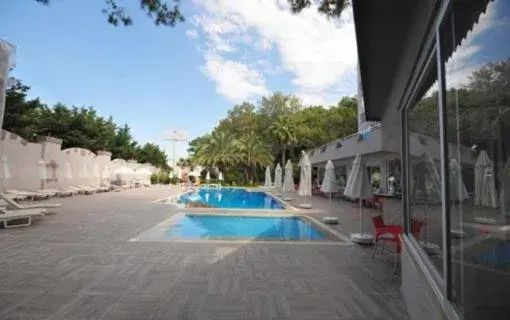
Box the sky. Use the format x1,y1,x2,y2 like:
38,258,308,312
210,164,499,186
0,0,359,164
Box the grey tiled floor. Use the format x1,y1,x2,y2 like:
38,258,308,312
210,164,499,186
0,186,408,319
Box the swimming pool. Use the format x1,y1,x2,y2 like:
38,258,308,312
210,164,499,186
167,214,326,241
178,187,284,209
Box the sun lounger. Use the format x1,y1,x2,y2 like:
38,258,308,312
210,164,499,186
0,208,47,228
67,185,94,195
2,192,28,201
29,189,58,197
5,189,51,200
77,185,102,193
36,188,73,197
0,193,61,212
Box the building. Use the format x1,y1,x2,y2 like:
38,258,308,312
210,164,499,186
351,0,510,319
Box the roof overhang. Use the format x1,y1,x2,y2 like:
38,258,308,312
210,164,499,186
352,0,439,121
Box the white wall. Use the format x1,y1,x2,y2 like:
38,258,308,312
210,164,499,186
0,129,153,190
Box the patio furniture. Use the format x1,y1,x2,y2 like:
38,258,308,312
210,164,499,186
372,215,423,272
67,185,94,194
5,189,51,200
36,188,74,197
0,208,47,228
0,193,61,212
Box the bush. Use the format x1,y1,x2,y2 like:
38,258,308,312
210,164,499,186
150,171,171,184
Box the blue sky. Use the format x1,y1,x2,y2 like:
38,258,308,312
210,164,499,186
0,0,358,163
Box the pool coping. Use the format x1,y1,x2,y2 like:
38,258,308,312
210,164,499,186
130,211,352,244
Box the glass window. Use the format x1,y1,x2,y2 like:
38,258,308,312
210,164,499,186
407,75,444,273
335,165,347,187
442,1,510,318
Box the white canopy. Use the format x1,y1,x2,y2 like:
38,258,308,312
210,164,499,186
413,152,441,201
218,171,224,181
264,166,272,187
282,160,295,192
274,163,283,189
449,158,469,201
321,160,339,194
298,151,312,197
206,171,210,181
475,150,497,207
344,154,372,200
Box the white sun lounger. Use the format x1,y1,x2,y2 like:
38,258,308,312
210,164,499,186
5,189,51,200
0,208,47,228
76,185,101,193
35,189,73,197
67,185,94,195
0,193,61,212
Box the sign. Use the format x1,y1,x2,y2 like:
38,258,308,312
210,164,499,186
164,129,188,141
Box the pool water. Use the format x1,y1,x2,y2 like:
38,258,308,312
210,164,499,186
167,214,326,241
178,187,283,209
474,240,510,271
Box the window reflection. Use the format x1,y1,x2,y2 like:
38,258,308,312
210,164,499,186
407,79,444,273
443,0,510,318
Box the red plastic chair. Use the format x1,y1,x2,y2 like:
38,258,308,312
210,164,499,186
372,216,424,272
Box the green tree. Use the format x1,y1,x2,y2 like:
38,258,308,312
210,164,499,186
3,79,168,169
237,132,273,183
35,0,349,27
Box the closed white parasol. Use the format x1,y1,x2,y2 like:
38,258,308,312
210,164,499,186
343,154,374,245
282,160,295,193
264,166,272,187
274,163,283,189
298,151,312,208
321,160,338,216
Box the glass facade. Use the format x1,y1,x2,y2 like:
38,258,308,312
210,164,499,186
401,0,510,319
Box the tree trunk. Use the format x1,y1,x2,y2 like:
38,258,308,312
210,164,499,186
281,146,286,165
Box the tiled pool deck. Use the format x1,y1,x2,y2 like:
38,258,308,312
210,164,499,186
0,185,409,320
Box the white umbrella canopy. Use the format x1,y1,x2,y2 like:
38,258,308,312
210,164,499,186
282,160,295,193
449,158,469,201
321,160,338,217
413,152,441,200
274,163,283,189
264,166,272,187
218,171,224,181
321,160,339,194
475,150,497,207
344,154,374,245
343,154,372,200
206,171,210,181
298,151,312,197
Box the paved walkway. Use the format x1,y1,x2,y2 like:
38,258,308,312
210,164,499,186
0,186,409,320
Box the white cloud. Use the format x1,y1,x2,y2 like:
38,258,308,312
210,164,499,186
446,1,499,88
201,52,269,102
191,0,358,105
185,29,199,39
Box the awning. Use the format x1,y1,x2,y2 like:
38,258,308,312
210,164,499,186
352,0,491,121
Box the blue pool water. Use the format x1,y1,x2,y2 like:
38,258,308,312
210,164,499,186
167,215,326,240
178,187,283,209
476,241,510,270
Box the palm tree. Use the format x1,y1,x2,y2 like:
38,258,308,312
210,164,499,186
192,130,239,173
269,115,298,165
237,132,273,183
